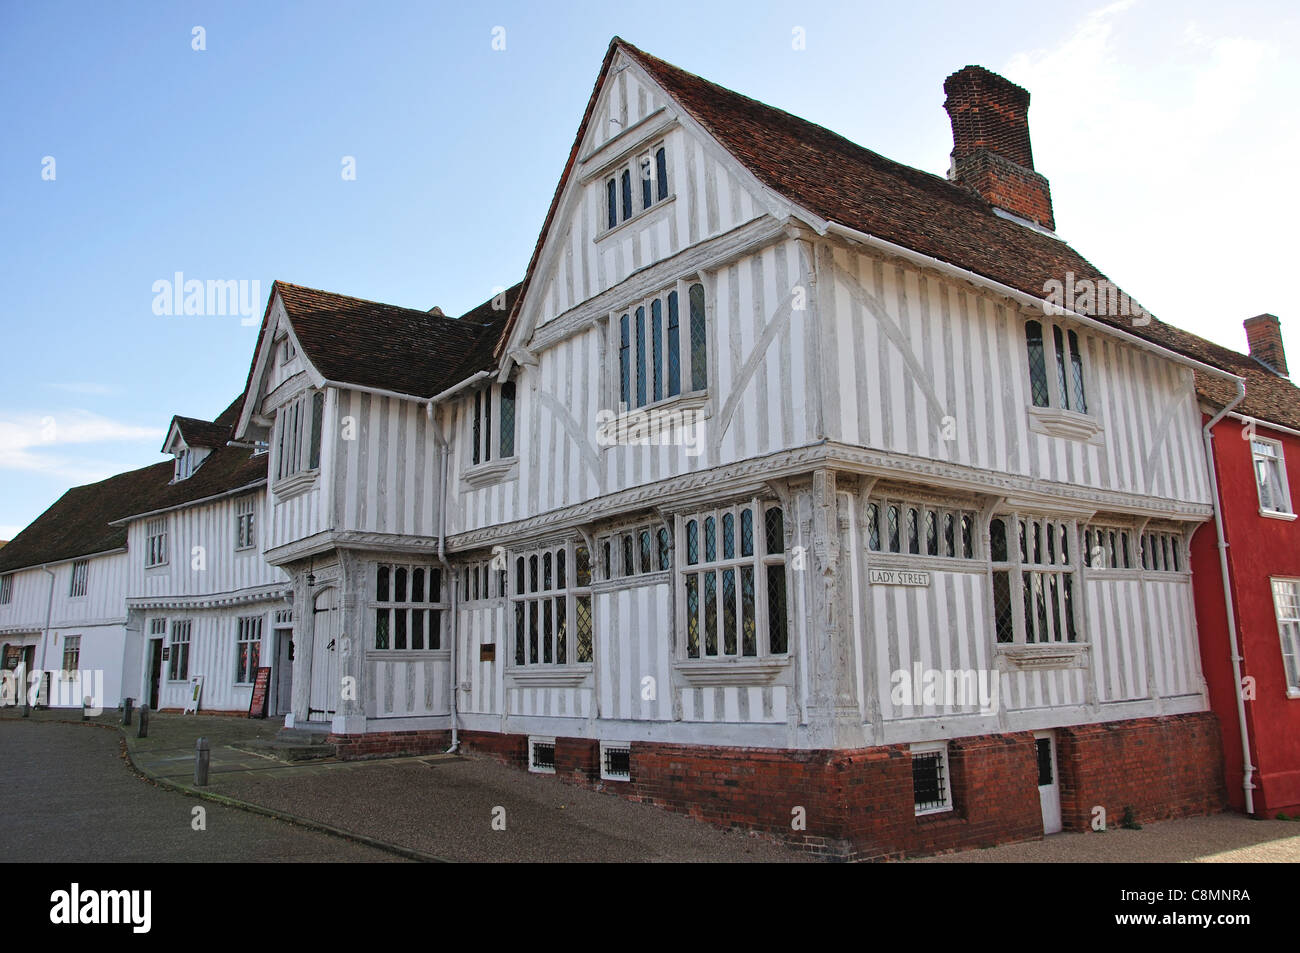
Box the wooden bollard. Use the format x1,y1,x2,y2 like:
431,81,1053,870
122,697,133,727
138,704,149,738
195,737,210,786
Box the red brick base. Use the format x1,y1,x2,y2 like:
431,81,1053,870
329,711,1226,859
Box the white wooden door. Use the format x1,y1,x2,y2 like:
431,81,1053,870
1035,730,1062,834
308,588,339,723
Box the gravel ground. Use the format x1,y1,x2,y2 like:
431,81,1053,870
911,813,1300,862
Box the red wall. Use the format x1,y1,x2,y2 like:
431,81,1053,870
1191,416,1300,815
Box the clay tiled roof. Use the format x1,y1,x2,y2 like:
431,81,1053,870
0,398,267,574
170,415,231,450
501,38,1296,431
275,282,492,399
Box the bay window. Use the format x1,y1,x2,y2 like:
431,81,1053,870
510,540,593,666
990,514,1080,645
679,499,788,659
615,280,707,412
275,390,323,483
373,563,445,650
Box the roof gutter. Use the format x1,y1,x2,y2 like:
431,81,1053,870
1201,378,1255,815
0,548,129,578
1223,410,1300,441
108,480,267,527
318,380,430,405
823,222,1243,384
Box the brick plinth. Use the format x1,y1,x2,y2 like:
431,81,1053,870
331,712,1225,859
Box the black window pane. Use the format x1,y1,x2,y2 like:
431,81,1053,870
1069,330,1087,413
993,571,1013,643
651,298,663,402
499,381,515,457
635,306,647,407
1036,738,1054,786
667,291,681,397
1054,324,1070,410
689,283,707,391
621,168,632,220
1026,320,1049,408
656,147,668,201
606,178,617,229
657,529,670,571
740,508,754,557
641,156,652,209
764,507,784,554
767,565,788,653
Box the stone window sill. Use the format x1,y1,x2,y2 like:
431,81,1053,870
1027,406,1103,444
676,657,790,686
595,194,677,244
997,642,1089,671
273,470,319,500
462,456,519,489
1260,509,1297,522
507,666,592,687
597,393,710,450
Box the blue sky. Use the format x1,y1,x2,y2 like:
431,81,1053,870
1,0,1296,537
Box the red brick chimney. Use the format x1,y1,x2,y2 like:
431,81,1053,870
944,66,1054,231
1244,313,1288,376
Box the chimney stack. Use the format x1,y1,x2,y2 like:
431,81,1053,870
1244,313,1288,376
944,66,1054,231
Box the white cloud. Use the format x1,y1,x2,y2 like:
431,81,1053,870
0,526,23,542
48,381,116,396
0,411,164,483
1001,2,1295,354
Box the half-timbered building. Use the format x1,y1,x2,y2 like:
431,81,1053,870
231,40,1244,857
114,402,290,716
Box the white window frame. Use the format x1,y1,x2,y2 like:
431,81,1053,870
599,742,631,782
1252,438,1293,517
235,615,263,685
1271,578,1300,697
371,562,446,652
528,736,557,774
235,496,257,551
602,140,670,233
459,559,505,604
1024,318,1090,415
0,574,12,605
599,523,671,581
911,742,953,816
61,635,81,673
466,378,518,470
145,517,168,569
1139,529,1186,573
676,498,789,661
274,390,324,485
509,539,593,668
867,495,979,560
280,335,296,365
610,278,708,415
1083,524,1136,570
168,620,191,682
989,514,1082,646
68,560,89,599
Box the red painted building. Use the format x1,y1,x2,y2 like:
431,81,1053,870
1191,314,1300,816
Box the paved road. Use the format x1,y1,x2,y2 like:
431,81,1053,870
0,721,402,862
